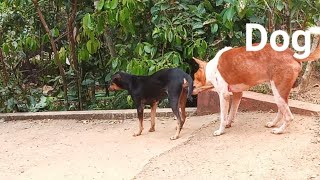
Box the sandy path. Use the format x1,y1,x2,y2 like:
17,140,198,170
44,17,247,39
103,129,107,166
0,112,319,180
0,115,211,180
135,112,320,180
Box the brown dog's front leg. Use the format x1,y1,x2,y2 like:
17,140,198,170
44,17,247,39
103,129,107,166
133,106,144,137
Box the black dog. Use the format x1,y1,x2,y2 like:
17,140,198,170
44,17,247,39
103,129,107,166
108,68,193,140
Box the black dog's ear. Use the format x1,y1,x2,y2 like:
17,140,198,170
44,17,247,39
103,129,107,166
113,73,121,80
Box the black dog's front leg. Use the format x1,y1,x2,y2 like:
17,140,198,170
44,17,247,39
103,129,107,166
133,104,144,137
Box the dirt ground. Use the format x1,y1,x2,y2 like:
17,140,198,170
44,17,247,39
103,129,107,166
0,112,320,180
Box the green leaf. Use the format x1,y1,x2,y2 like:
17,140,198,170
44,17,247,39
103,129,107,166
78,48,90,61
203,18,216,25
51,28,59,37
204,0,214,12
2,43,9,54
143,42,152,53
110,0,118,9
82,79,95,86
173,55,180,65
160,3,170,11
136,43,144,56
119,7,129,22
150,47,157,58
223,7,236,23
83,13,93,30
97,15,105,34
59,47,66,63
195,29,205,36
26,36,32,46
149,65,155,73
168,30,173,42
35,96,47,109
86,40,94,54
86,39,100,54
211,24,218,34
97,0,105,11
175,35,181,45
127,95,133,106
216,0,224,6
196,39,207,58
42,34,50,43
112,58,118,69
192,22,203,30
30,39,38,51
276,0,284,11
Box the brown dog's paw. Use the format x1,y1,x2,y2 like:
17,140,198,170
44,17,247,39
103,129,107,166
225,124,232,128
170,135,179,140
148,128,155,132
271,128,284,134
265,121,276,128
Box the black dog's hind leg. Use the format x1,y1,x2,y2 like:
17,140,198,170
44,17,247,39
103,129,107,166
168,86,183,140
149,102,158,132
133,104,144,136
179,87,188,128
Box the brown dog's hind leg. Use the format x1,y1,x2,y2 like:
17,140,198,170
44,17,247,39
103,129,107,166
269,79,294,134
133,106,144,136
149,102,157,132
226,92,243,128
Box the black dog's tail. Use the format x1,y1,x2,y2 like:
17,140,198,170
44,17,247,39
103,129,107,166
183,73,194,101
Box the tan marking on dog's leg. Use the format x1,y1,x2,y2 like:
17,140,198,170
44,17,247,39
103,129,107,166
149,102,157,132
170,121,181,140
133,119,144,136
266,110,283,128
214,92,230,136
169,93,183,140
226,92,243,128
133,108,144,136
179,88,187,128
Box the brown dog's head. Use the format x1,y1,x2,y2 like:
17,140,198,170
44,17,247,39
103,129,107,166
108,72,124,91
192,57,214,94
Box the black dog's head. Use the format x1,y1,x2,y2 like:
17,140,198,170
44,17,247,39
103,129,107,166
108,72,129,91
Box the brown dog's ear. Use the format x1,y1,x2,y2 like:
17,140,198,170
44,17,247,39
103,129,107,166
193,57,207,68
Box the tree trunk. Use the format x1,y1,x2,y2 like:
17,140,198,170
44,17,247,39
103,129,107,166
298,35,320,93
284,0,291,35
32,0,69,110
0,48,9,86
104,25,117,58
67,0,83,110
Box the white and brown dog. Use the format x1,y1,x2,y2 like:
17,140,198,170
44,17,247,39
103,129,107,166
193,39,320,136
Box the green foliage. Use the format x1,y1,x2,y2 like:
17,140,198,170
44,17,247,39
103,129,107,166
0,0,319,112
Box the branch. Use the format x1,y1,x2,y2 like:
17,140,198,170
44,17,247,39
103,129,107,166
32,0,69,109
209,37,226,47
0,48,9,86
263,0,272,13
54,31,68,43
32,0,59,55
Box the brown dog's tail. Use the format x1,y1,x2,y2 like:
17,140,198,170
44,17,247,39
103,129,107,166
296,42,320,62
296,27,320,62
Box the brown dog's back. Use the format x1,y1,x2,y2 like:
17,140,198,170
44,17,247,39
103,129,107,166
218,44,301,88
